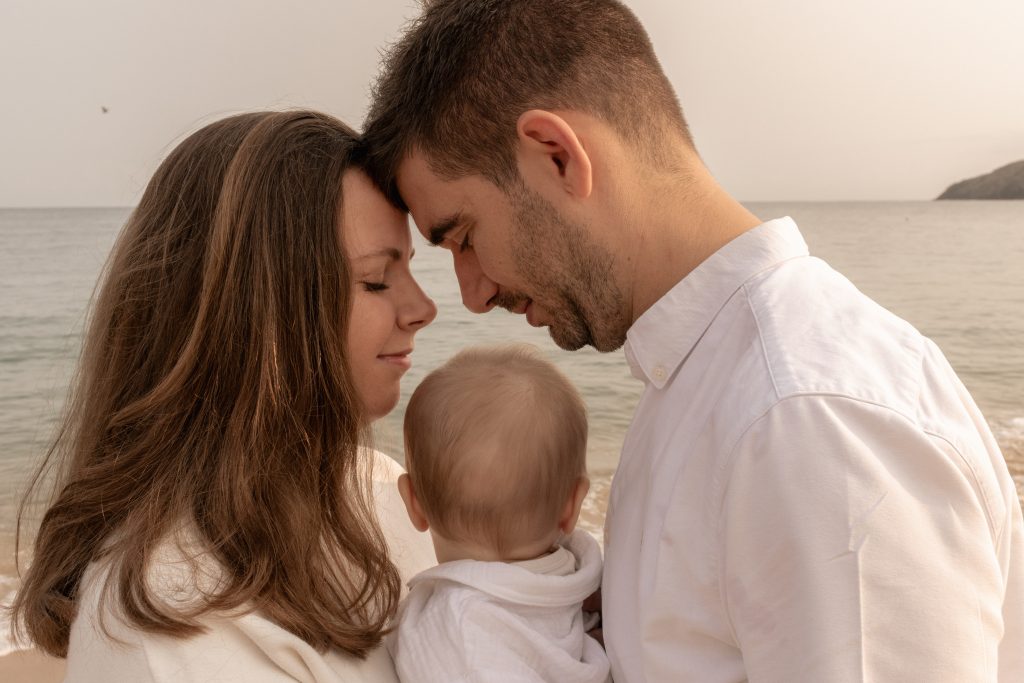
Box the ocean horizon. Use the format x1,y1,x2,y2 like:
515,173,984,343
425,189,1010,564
1,201,1022,655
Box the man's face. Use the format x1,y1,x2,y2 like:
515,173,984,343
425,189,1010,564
396,151,628,352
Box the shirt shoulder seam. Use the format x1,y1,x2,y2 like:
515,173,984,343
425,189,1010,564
712,390,996,642
921,426,1000,543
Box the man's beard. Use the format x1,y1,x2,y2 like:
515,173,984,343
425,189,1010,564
507,186,628,352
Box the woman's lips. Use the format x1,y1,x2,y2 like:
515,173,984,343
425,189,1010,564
378,350,412,369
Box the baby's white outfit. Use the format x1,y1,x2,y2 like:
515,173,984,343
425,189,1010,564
389,529,610,683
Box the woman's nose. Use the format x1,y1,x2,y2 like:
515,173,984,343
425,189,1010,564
453,248,498,314
402,280,437,331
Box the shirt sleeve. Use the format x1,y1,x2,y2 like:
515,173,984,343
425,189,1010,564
63,451,424,683
128,612,352,683
720,394,1006,682
67,604,402,683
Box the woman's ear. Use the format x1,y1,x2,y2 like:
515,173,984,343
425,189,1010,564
516,109,593,200
397,473,430,532
558,476,592,534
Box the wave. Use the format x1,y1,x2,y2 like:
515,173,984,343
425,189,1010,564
993,417,1024,502
993,416,1024,446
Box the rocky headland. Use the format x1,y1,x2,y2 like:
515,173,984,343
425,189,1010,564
937,160,1024,199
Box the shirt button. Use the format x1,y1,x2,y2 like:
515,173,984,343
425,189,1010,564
652,365,667,381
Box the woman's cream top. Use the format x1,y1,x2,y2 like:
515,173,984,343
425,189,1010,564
64,450,436,683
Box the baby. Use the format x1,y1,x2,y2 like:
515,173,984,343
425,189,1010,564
390,345,610,683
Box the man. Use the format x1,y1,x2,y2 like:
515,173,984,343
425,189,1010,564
363,1,1024,680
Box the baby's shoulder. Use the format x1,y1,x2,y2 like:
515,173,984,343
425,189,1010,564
402,570,486,612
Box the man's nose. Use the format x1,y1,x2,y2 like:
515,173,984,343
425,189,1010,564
453,249,498,314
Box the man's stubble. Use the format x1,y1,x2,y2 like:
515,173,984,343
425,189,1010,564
508,186,629,353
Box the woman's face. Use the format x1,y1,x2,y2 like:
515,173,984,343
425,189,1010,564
342,170,437,421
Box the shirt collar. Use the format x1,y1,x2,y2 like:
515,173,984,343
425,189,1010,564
624,216,809,388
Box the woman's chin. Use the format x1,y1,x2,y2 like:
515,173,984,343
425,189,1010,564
363,392,401,424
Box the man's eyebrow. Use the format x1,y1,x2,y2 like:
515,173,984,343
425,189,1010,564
428,213,464,246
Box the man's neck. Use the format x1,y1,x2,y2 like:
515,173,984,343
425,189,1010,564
624,163,762,326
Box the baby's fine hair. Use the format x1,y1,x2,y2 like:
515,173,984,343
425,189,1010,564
403,344,588,554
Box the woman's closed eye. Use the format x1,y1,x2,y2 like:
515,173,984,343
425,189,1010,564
361,281,390,292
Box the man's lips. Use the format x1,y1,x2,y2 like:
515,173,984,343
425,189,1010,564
492,290,529,314
525,300,543,327
494,293,544,327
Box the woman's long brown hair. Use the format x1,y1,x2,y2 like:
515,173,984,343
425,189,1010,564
10,110,400,658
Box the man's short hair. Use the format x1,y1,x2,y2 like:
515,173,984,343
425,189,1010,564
363,0,692,208
403,345,588,555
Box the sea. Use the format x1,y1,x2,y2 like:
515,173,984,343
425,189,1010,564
1,201,1022,655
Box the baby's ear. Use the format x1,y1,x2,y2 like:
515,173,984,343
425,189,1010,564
397,473,430,533
558,476,591,534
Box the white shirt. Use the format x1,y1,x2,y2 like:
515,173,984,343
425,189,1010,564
390,529,610,683
65,450,436,683
602,217,1024,682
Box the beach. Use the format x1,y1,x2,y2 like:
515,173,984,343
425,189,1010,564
2,201,1023,665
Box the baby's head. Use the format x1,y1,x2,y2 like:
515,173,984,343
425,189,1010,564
398,345,590,562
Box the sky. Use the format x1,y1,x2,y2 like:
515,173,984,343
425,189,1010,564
1,0,1022,206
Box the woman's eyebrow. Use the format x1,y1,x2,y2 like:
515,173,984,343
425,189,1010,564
352,247,403,262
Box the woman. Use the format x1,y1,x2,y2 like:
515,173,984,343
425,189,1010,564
11,110,437,681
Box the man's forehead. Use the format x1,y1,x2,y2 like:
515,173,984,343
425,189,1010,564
396,152,465,235
396,150,441,190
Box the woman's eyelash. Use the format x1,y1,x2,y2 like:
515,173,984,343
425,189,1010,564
459,233,472,253
361,281,389,292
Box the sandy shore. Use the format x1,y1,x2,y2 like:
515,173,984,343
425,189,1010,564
0,649,65,682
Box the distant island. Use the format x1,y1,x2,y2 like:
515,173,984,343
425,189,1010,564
937,160,1024,199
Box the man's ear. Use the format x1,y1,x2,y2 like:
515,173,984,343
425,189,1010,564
558,476,592,534
516,110,593,200
397,473,430,532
